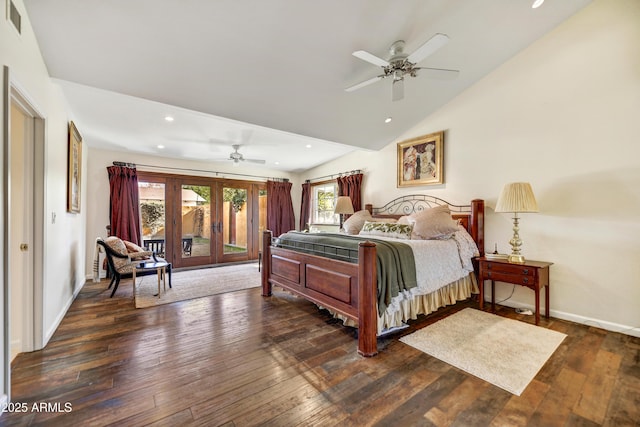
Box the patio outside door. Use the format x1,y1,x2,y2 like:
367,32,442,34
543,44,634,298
216,183,250,264
176,180,216,267
138,173,262,269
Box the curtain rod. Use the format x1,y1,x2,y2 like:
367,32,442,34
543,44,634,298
306,169,362,183
112,161,288,182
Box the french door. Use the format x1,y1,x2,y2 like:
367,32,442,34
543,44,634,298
138,173,264,268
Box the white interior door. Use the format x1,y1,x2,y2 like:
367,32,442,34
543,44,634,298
9,100,34,361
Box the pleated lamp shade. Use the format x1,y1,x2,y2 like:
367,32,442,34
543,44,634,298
495,182,539,213
334,196,355,215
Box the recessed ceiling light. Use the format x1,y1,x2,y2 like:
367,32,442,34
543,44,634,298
157,145,165,149
385,117,392,123
306,144,312,148
275,161,280,165
164,116,174,122
532,0,544,8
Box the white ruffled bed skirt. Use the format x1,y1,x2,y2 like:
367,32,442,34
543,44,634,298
326,273,478,335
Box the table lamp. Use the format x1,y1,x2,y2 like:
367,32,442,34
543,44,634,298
495,182,539,263
334,196,354,229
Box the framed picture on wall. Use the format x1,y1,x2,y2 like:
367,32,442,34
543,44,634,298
397,131,444,187
67,121,82,213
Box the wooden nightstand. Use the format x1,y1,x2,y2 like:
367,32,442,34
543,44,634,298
478,257,553,325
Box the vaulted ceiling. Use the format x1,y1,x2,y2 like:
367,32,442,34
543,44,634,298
24,0,592,172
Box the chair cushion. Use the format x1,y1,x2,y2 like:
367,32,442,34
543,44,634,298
105,237,133,272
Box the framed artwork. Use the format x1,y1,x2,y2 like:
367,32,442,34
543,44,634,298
67,121,82,213
397,131,444,187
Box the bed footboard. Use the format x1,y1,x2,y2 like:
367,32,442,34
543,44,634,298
262,230,378,356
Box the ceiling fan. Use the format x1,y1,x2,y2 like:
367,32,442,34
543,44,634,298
228,144,266,166
345,33,459,101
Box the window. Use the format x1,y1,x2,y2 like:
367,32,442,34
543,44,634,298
311,182,338,225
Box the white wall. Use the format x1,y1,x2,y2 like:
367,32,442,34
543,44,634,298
301,0,640,336
0,0,87,401
84,147,300,275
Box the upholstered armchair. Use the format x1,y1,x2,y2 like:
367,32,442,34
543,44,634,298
97,237,156,297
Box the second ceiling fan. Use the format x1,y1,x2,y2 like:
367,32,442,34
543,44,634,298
228,144,266,166
346,33,459,101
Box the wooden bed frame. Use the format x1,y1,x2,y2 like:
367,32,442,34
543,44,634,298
261,195,485,357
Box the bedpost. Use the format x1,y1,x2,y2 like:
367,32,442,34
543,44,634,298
357,241,378,357
364,203,373,215
471,199,485,257
261,230,272,297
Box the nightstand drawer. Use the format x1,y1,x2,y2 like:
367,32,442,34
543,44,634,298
482,270,536,286
483,262,538,277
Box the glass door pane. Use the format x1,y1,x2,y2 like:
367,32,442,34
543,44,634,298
139,181,166,256
222,186,248,255
258,188,267,252
181,184,212,260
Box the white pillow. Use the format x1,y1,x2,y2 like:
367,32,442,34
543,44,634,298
342,209,372,235
409,205,459,240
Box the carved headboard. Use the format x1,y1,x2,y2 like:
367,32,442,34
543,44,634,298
365,194,485,256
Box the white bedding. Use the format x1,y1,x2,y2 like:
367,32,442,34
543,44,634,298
366,226,480,318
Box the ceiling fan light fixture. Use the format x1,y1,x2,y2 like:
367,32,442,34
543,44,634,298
347,33,457,102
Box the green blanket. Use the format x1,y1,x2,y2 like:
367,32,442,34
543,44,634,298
275,232,417,316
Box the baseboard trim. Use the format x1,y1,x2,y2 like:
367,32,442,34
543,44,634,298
0,394,7,417
498,300,640,338
44,282,83,346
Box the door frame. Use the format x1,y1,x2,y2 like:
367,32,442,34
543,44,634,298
2,66,46,401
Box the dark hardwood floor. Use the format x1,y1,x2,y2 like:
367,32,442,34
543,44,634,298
3,278,639,426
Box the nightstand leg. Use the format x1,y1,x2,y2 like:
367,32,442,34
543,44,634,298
535,289,540,325
491,280,495,313
545,285,550,319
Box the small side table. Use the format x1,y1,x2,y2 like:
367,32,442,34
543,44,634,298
133,260,172,298
478,257,553,325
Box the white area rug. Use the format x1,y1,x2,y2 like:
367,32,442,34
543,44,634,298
399,308,566,395
134,262,260,308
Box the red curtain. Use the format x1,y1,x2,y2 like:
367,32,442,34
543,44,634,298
267,180,295,237
337,173,363,215
107,165,141,245
299,181,311,231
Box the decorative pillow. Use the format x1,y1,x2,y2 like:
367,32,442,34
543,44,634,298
372,217,398,224
342,209,372,235
123,240,152,260
123,240,145,253
358,221,413,240
409,205,459,240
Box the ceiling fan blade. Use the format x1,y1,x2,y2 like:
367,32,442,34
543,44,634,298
392,79,404,102
415,67,460,80
407,33,450,64
345,75,384,92
352,50,389,67
244,158,266,164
